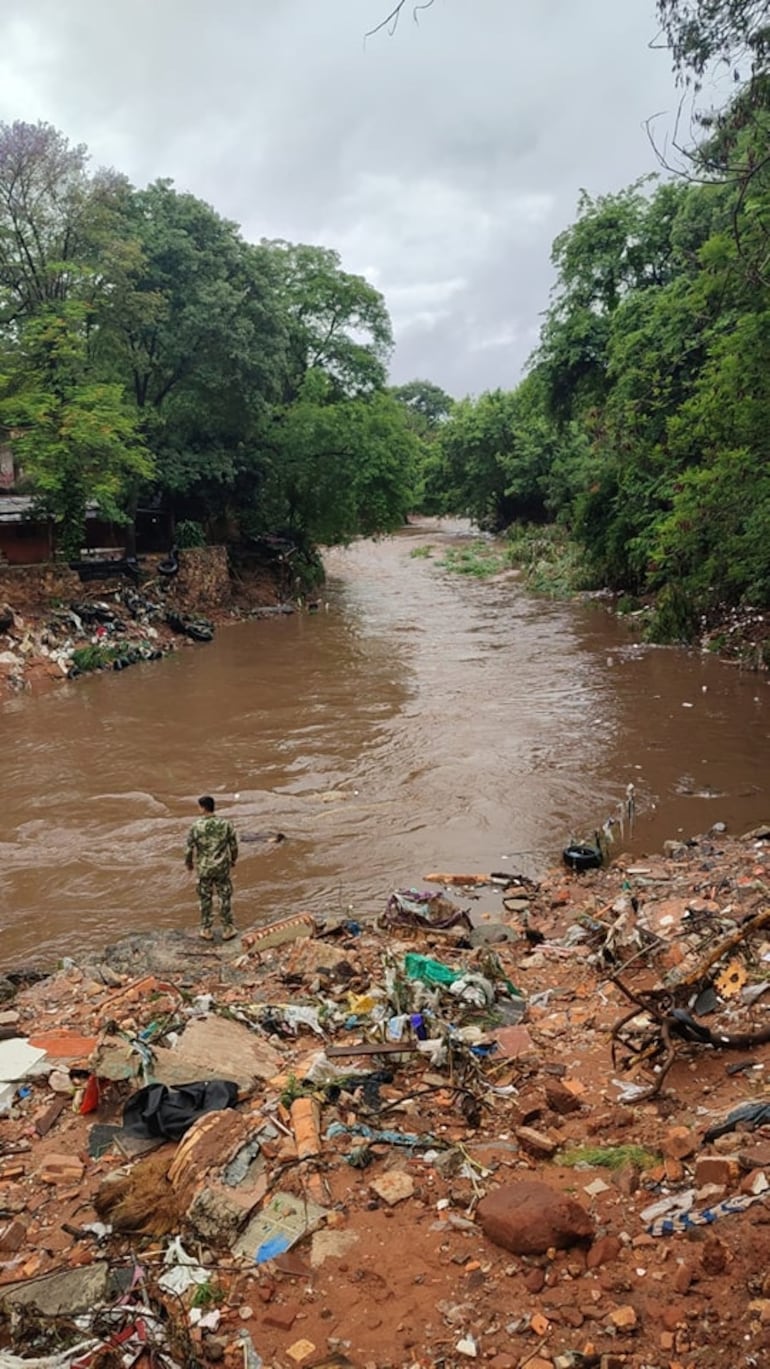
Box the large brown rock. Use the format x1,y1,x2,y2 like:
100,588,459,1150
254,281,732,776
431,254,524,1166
477,1180,595,1256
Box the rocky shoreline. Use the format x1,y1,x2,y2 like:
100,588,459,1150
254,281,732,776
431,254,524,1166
2,827,770,1367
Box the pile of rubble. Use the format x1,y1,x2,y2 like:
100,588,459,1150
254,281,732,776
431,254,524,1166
2,827,770,1368
0,592,215,694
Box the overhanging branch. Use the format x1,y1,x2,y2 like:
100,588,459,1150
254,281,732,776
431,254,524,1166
365,0,435,40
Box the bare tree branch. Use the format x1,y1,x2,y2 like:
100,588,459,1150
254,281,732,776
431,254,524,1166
365,0,435,40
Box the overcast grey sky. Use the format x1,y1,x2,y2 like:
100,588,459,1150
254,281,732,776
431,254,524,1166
0,1,681,396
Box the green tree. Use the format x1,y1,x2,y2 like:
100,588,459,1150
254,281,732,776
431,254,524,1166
258,372,418,544
265,241,392,401
391,378,454,513
0,306,152,558
656,0,770,81
96,181,287,545
391,378,453,432
438,383,571,531
0,120,128,326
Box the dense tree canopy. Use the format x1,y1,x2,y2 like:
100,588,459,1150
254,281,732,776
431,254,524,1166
0,121,419,558
428,69,770,634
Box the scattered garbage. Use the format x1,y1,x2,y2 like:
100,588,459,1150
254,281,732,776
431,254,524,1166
121,1079,239,1141
3,824,770,1366
381,889,472,933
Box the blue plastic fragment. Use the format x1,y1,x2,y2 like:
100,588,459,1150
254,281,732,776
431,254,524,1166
255,1233,291,1264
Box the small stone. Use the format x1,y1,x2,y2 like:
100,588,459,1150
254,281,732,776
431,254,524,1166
701,1234,729,1276
492,1025,537,1058
238,1305,254,1320
613,1163,639,1197
664,1156,685,1184
37,1153,84,1185
515,1126,558,1160
0,1219,27,1253
587,1235,622,1270
740,1169,769,1196
739,1143,770,1171
608,1304,637,1330
662,1126,696,1160
584,1178,610,1197
477,1180,594,1256
455,1335,479,1357
369,1170,415,1207
712,1133,744,1154
545,1080,582,1115
530,1312,550,1336
286,1339,315,1363
672,1261,695,1295
524,1268,546,1294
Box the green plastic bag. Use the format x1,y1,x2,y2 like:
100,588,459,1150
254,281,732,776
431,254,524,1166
403,953,460,987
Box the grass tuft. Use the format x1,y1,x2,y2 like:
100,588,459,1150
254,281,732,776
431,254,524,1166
556,1144,659,1170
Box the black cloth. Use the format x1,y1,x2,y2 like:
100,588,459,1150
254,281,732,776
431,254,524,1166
122,1079,239,1141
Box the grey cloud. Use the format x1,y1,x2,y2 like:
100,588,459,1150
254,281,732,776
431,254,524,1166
0,0,679,395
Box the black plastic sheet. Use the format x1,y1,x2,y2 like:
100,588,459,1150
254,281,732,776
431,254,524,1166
122,1079,239,1141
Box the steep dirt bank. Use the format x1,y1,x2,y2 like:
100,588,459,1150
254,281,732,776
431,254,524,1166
2,827,770,1367
0,548,290,697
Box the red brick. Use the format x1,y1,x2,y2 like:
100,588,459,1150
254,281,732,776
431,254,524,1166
37,1153,84,1186
0,1219,27,1253
694,1155,739,1189
262,1301,299,1331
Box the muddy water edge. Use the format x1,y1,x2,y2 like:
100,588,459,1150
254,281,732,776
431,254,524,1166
2,521,770,966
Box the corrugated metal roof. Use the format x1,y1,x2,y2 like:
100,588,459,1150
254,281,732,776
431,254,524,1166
0,496,39,524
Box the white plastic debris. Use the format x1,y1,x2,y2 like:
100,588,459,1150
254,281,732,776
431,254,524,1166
157,1236,210,1295
0,1039,46,1081
281,1005,324,1036
640,1190,696,1225
189,1308,221,1330
456,1335,479,1357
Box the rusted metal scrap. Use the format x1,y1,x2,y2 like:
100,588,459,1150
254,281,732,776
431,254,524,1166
610,905,770,1100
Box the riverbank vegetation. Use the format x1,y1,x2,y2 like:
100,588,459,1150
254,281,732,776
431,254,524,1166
404,3,770,644
0,127,419,559
2,3,767,651
421,86,770,640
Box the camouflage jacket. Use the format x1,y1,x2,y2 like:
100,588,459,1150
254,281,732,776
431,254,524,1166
185,815,238,877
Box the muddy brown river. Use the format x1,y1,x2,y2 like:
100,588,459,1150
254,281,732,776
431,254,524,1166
2,522,770,966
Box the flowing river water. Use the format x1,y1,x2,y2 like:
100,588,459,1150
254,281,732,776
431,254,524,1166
2,520,770,966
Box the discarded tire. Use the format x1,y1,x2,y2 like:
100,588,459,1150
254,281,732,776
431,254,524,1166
166,611,214,643
562,843,603,872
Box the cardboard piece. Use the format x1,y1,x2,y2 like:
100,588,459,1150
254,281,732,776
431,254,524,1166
91,1015,284,1092
234,1191,328,1264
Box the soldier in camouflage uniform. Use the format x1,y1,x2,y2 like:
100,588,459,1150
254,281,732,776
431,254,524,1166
185,795,239,941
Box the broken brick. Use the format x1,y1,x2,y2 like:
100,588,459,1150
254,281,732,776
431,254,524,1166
263,1301,300,1331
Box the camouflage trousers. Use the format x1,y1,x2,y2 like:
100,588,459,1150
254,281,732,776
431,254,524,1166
197,871,234,930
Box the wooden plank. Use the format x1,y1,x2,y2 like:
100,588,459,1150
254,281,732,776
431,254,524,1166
325,1041,420,1058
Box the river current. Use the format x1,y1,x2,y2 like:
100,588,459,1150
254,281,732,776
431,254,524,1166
2,522,769,964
